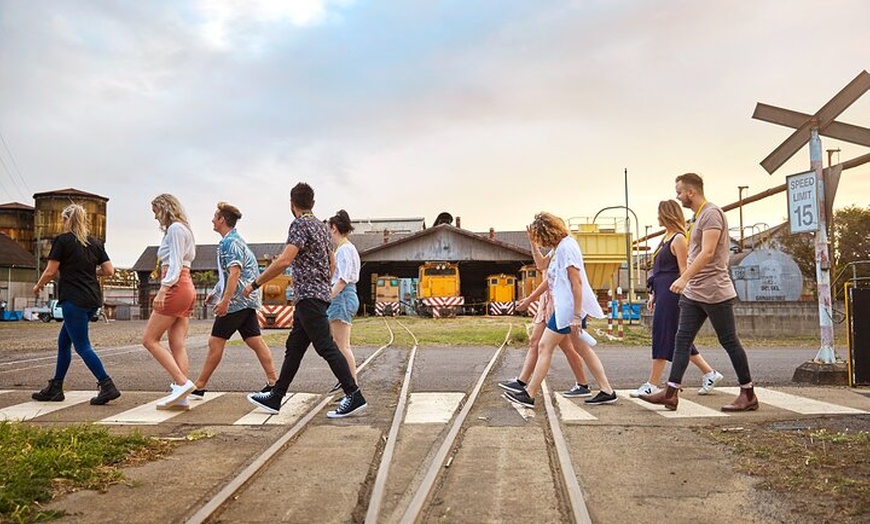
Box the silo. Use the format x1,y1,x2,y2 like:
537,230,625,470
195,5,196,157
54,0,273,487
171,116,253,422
33,188,109,268
729,248,804,302
0,202,35,254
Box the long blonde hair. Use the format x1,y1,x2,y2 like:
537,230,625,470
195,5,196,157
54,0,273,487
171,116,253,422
151,194,193,238
530,212,569,248
658,200,687,236
62,204,89,246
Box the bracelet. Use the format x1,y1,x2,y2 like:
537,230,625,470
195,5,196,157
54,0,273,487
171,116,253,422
251,280,261,290
573,313,582,318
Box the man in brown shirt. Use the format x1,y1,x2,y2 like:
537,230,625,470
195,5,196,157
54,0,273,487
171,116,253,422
640,173,757,412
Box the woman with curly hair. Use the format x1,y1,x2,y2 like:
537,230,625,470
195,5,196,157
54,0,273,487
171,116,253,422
143,193,197,409
502,212,617,408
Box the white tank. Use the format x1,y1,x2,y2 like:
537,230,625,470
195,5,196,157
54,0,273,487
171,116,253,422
730,248,804,302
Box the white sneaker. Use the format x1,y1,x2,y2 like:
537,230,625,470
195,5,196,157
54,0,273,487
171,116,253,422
698,371,724,395
156,379,195,409
629,382,658,398
579,329,597,347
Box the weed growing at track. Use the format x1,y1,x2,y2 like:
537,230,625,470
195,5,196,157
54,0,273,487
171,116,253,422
0,422,174,523
699,416,870,523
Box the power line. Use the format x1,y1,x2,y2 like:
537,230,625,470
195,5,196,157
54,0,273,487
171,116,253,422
0,131,31,197
0,153,26,201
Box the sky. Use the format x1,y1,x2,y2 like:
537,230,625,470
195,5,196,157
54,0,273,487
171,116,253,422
1,0,868,267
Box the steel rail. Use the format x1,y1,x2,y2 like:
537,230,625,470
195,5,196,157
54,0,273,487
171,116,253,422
184,318,395,524
398,323,514,524
364,318,419,523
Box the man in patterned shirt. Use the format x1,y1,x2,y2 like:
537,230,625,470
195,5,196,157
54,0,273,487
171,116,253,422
190,202,278,400
244,184,367,418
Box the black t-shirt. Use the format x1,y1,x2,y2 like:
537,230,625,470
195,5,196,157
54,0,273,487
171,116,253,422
47,232,110,309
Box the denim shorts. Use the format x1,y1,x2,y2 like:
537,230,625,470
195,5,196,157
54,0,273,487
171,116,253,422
327,284,359,325
545,313,572,335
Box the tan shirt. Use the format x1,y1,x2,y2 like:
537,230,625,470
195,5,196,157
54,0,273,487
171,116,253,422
683,202,737,303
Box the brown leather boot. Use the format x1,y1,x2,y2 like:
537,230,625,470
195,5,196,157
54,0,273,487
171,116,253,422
639,385,680,411
721,386,759,412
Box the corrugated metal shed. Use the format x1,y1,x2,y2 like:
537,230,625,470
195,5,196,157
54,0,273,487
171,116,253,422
351,217,426,234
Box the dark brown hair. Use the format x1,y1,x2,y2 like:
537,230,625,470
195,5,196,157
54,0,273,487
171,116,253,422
290,182,315,210
675,172,704,194
216,201,242,228
328,209,354,235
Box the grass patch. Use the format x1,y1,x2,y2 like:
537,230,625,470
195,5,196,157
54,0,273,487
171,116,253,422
700,419,870,522
253,314,833,349
0,422,174,523
259,316,527,347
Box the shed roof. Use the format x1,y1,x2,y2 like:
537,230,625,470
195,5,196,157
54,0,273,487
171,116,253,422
0,202,34,211
0,233,36,268
33,188,108,201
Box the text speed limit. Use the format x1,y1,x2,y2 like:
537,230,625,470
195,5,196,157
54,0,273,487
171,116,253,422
787,171,819,233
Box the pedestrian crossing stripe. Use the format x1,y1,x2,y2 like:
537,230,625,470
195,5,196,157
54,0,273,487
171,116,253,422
555,393,598,421
619,390,729,419
719,387,867,415
0,388,866,425
405,392,466,424
0,391,94,421
233,393,320,426
99,393,226,426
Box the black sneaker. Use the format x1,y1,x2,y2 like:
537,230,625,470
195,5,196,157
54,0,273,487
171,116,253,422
503,388,535,408
247,390,283,414
584,391,618,405
563,383,592,398
327,390,367,418
190,389,207,400
497,377,526,394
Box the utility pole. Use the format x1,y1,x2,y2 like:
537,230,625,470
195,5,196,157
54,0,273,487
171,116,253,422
623,168,633,324
737,186,748,251
810,127,836,363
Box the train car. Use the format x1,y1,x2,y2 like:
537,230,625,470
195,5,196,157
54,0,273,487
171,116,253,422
374,274,400,316
417,261,464,317
257,268,294,328
518,264,543,316
486,273,516,316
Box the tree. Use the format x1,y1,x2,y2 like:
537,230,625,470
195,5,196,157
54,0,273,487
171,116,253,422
778,205,870,298
832,205,870,291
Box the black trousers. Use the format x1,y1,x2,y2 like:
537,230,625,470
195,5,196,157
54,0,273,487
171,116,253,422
668,296,753,386
274,298,357,396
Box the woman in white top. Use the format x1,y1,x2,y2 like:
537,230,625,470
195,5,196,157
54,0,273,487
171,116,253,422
502,212,616,408
143,194,197,409
327,210,361,386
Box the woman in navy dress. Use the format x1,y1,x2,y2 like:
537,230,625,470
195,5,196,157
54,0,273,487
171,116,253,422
630,200,722,398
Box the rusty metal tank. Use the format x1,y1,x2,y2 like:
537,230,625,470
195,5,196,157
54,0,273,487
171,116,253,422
33,188,109,264
0,202,35,254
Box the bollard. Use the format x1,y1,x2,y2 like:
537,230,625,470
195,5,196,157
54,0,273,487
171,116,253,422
616,287,624,340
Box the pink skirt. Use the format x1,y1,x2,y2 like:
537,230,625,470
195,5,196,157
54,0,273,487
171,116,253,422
154,267,196,318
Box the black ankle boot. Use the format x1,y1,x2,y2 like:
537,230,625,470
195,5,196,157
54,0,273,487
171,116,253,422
90,377,121,405
32,379,65,402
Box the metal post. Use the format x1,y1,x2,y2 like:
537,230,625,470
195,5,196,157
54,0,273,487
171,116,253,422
737,186,748,251
811,128,836,363
624,168,633,324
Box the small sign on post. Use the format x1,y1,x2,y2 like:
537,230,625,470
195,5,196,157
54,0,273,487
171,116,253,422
786,170,819,233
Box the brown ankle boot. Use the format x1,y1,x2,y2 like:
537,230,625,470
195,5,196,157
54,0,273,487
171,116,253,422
639,385,680,411
721,386,759,412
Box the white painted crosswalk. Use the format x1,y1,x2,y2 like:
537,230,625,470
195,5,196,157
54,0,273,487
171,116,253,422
0,387,866,426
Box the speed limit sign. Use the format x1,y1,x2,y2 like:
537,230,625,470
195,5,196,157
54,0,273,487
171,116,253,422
787,171,819,233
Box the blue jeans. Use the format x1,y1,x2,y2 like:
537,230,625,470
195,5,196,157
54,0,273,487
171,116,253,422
668,296,752,386
55,301,109,382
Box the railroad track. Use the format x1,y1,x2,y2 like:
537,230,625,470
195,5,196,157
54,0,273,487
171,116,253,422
183,317,592,524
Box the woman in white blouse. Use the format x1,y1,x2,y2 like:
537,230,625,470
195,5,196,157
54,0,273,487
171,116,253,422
143,193,197,409
327,210,361,388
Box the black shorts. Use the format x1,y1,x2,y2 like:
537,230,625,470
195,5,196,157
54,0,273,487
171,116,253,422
211,309,262,340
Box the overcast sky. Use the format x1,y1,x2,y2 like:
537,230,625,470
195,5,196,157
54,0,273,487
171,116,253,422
1,0,868,266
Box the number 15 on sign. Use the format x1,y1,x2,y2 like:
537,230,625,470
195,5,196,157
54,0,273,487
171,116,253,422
787,171,819,234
